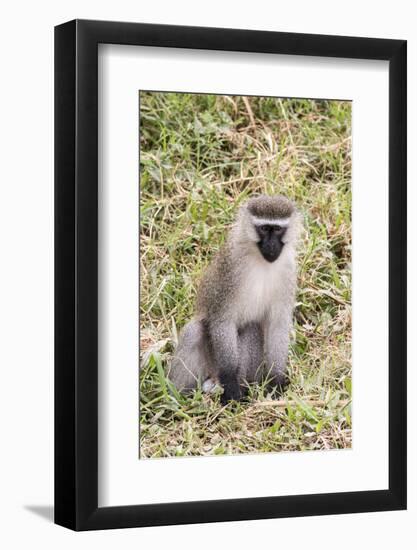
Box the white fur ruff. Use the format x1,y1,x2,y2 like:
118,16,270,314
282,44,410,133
235,247,294,326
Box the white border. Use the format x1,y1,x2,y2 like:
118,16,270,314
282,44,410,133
98,44,389,507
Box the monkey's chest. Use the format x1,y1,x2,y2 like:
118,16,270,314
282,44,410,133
235,261,283,325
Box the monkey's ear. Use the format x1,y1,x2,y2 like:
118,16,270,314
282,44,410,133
239,200,251,212
291,210,305,241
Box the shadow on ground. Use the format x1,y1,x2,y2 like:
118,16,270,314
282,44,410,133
24,505,54,523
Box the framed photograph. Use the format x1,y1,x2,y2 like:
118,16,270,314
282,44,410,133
55,19,406,531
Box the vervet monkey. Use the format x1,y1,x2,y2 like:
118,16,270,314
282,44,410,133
169,195,300,404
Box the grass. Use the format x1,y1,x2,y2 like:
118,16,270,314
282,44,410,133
139,92,352,458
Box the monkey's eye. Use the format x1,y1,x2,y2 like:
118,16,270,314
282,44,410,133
260,225,270,233
274,225,282,232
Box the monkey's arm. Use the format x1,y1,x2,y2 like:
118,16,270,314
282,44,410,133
208,320,242,404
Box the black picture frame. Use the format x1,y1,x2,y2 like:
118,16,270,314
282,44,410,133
55,19,407,531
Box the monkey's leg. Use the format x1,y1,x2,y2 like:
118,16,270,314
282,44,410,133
263,315,291,390
202,323,262,397
238,323,264,385
208,321,242,404
168,320,210,392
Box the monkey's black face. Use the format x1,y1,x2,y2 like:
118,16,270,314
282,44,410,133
255,224,286,262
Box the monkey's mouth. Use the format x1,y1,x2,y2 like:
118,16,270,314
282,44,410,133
257,240,284,263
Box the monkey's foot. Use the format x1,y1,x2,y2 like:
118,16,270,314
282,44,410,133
268,373,289,395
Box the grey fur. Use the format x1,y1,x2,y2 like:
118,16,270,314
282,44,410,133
247,194,294,220
168,195,301,402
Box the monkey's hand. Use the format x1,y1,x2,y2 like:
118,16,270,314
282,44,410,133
220,373,242,405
